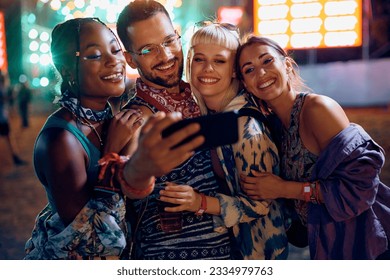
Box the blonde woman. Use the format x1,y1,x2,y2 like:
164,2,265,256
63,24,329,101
159,22,288,259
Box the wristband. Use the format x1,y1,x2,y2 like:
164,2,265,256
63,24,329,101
98,152,155,197
302,182,311,202
302,181,320,204
195,193,207,216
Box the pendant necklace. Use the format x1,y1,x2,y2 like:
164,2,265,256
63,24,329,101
76,116,104,148
66,109,104,148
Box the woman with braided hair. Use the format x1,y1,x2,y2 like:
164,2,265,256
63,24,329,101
24,17,144,260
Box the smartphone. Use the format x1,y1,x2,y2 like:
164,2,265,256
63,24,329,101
162,110,240,151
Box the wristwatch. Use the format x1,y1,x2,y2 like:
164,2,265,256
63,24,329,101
195,192,207,216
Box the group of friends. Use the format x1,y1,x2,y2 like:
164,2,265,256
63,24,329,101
24,0,390,260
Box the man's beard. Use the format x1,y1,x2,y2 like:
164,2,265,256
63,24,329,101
139,58,184,89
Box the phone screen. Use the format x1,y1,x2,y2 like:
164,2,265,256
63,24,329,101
162,111,240,151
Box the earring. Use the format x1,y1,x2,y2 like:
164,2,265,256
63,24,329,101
68,80,75,88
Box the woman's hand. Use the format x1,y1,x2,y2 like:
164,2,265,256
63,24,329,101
240,170,285,200
159,182,201,213
103,109,143,155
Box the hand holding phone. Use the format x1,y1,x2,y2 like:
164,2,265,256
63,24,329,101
162,110,240,151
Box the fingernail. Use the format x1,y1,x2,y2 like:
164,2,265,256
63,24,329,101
171,112,182,118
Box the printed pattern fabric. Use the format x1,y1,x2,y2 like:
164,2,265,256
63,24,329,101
127,78,201,119
280,93,318,226
132,151,231,260
126,80,231,260
214,91,288,259
24,194,127,259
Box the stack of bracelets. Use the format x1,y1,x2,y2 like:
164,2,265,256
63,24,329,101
96,152,155,198
302,181,321,204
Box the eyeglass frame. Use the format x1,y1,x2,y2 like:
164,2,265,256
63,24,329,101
127,30,182,57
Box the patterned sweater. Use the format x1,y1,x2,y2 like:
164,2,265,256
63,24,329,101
214,91,288,259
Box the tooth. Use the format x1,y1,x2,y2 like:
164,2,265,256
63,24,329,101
157,61,174,70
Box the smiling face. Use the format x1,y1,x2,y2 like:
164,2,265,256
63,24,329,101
190,43,235,110
124,12,183,90
238,43,291,102
77,21,126,105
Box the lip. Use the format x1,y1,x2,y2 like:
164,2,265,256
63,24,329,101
101,70,124,82
258,78,275,89
154,59,176,73
197,76,219,84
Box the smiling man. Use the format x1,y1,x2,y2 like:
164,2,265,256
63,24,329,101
116,0,234,260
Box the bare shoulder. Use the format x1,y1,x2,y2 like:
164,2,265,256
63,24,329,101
304,93,340,110
303,93,348,122
35,121,85,164
301,93,349,149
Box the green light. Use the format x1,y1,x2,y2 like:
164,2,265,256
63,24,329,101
30,53,39,64
75,0,86,9
40,32,50,42
19,74,27,83
40,77,49,87
29,41,39,52
40,43,50,53
39,54,51,66
28,29,38,40
27,13,36,24
32,78,40,87
61,6,70,16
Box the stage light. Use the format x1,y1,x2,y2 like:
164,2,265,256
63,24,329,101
254,0,362,49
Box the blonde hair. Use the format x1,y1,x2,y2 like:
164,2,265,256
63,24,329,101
186,23,240,114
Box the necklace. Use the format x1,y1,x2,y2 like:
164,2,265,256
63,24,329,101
76,116,104,148
65,108,104,148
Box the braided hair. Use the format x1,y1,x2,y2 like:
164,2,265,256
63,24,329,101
50,17,119,98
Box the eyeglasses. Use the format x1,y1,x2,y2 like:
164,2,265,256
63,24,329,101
194,20,240,35
129,31,181,57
